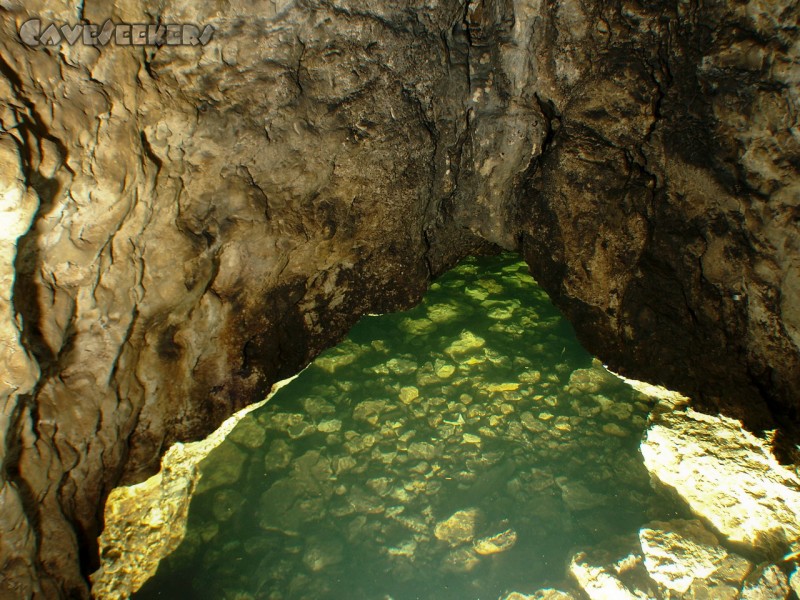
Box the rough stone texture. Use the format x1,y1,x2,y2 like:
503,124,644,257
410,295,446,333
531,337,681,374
740,564,791,600
569,520,758,600
639,519,735,594
90,395,268,599
642,409,800,559
0,0,797,597
519,0,800,435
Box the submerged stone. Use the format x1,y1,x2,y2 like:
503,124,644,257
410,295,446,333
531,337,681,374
445,331,485,356
226,418,267,449
399,386,419,404
434,508,481,546
302,538,344,572
474,528,518,555
441,546,481,573
195,443,246,494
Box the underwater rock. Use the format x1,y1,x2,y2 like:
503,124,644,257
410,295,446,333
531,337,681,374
434,508,481,546
408,442,436,461
514,591,578,600
226,418,267,449
445,331,486,356
427,303,462,324
441,546,481,573
353,399,389,425
474,528,518,555
399,386,420,404
435,361,456,378
317,419,342,433
520,411,545,432
302,397,337,419
601,423,628,437
302,538,344,573
555,478,607,511
211,489,246,523
385,358,419,375
195,443,247,494
642,409,800,557
316,341,368,373
264,439,293,471
399,317,437,336
462,433,482,445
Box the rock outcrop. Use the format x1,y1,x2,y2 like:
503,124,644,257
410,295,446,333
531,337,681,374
0,0,797,597
642,408,800,560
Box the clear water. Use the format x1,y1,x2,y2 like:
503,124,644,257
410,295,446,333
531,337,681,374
135,253,678,600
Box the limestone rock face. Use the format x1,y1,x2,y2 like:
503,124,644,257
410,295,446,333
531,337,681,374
519,0,800,430
0,1,532,595
0,0,797,597
641,409,800,559
568,520,758,600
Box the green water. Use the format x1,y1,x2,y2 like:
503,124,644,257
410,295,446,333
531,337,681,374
135,253,677,600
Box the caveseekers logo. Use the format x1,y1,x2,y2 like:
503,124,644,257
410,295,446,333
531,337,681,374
18,19,215,47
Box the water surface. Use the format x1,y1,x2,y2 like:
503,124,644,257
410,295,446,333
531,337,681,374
136,253,677,600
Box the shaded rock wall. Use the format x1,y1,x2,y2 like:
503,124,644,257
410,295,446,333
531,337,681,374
519,0,800,430
0,0,797,597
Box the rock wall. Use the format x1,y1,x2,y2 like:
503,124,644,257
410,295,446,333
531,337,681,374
519,0,800,432
0,0,797,597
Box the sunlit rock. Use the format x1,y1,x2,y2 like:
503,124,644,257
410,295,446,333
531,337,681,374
638,519,737,594
385,357,418,375
317,418,342,433
427,303,462,324
445,331,486,356
569,552,641,600
314,340,366,373
462,433,482,445
434,508,481,546
399,386,420,404
474,528,518,555
790,567,800,596
740,564,791,600
641,408,800,558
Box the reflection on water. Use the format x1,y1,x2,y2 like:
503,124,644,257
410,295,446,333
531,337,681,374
135,254,678,600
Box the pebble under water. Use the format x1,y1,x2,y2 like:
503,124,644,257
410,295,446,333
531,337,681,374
134,253,680,600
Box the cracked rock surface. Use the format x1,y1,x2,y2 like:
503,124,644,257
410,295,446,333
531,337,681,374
0,0,798,597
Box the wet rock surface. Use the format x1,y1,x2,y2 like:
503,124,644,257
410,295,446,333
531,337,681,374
641,408,800,559
123,255,672,599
